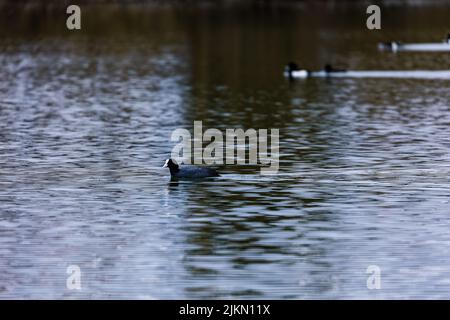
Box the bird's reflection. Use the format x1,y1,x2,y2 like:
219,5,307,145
168,178,180,189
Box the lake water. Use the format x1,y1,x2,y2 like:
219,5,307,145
1,2,450,299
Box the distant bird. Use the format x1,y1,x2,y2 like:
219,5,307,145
163,159,220,178
284,62,348,79
378,41,400,52
284,62,309,79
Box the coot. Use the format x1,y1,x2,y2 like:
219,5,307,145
163,159,220,178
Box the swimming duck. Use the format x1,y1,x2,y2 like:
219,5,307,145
378,41,400,52
284,62,310,79
163,159,220,178
285,62,348,79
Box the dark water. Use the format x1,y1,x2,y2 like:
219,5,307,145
1,2,450,299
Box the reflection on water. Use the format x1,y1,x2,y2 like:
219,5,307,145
1,2,450,299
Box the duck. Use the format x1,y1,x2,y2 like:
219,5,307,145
284,62,310,79
285,62,348,79
377,41,400,52
163,159,220,178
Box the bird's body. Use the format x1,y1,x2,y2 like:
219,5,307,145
284,62,450,80
378,35,450,52
285,62,346,79
163,159,220,179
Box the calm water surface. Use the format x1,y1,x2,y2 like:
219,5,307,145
1,3,450,299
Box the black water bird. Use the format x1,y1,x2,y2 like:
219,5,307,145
163,159,220,178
